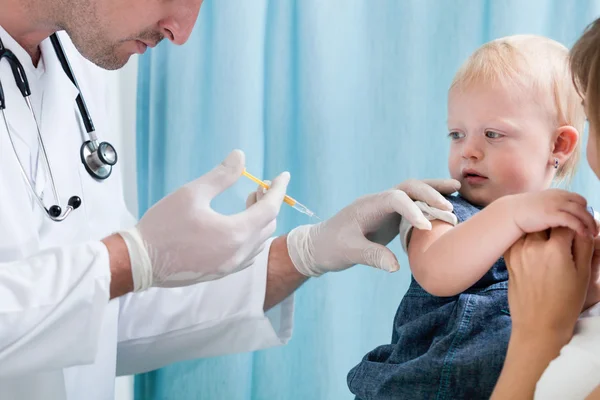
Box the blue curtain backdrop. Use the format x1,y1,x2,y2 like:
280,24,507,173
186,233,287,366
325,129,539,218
134,1,600,398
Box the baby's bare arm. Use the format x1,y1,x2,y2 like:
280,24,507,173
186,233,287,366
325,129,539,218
408,196,522,297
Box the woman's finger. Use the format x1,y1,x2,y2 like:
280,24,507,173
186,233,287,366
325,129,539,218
505,235,526,275
572,232,593,277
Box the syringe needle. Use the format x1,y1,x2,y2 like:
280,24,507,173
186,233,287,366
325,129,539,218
292,202,320,220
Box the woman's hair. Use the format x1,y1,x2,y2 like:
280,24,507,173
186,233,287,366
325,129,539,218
451,35,585,181
571,18,600,160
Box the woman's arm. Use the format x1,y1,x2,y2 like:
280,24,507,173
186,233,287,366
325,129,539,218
490,228,593,399
492,330,570,400
586,384,600,400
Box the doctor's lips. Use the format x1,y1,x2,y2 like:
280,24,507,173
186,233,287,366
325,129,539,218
134,32,164,54
140,39,160,48
139,31,165,48
134,40,159,55
462,168,488,184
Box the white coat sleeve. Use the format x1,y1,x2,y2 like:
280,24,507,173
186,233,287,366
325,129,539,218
0,242,111,376
534,313,600,400
115,238,295,375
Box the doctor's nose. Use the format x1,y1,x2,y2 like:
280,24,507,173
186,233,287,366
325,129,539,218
159,18,194,45
159,3,202,45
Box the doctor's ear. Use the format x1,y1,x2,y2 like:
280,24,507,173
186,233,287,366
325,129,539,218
551,125,579,167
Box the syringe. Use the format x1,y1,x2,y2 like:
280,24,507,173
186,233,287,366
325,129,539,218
243,170,320,219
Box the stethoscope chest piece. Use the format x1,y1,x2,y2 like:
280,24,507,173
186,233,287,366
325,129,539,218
80,140,117,180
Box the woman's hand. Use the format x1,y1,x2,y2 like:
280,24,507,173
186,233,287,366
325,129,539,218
505,228,593,340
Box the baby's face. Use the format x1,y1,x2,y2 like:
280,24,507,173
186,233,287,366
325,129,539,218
447,82,556,206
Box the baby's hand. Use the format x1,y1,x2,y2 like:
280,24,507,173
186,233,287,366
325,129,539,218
510,189,597,237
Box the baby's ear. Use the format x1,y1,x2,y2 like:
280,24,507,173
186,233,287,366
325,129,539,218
552,125,579,164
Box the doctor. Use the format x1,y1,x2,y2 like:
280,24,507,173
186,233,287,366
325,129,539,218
0,0,460,398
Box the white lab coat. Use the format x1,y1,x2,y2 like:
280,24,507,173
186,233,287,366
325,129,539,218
0,27,294,399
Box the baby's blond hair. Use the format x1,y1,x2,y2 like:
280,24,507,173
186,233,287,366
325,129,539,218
450,35,585,181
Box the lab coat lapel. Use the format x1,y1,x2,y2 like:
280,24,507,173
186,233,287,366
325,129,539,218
0,57,40,162
39,36,80,145
36,37,80,196
0,63,43,261
0,111,42,261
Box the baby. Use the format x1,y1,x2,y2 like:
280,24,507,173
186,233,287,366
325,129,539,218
347,35,598,399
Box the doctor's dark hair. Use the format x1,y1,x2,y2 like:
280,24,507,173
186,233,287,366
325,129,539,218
450,34,585,182
571,18,600,162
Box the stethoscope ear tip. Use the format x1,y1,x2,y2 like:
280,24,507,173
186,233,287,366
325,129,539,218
68,196,82,209
48,205,62,218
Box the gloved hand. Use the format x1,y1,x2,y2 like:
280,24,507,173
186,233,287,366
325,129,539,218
119,150,290,291
247,179,461,276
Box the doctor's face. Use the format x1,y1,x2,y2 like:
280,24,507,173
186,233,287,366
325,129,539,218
65,0,204,70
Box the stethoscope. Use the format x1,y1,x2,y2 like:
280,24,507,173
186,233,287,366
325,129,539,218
0,33,118,221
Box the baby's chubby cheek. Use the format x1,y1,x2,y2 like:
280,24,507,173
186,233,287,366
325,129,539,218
495,165,540,193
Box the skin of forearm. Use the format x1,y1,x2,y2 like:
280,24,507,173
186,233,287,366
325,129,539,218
263,234,308,311
102,233,134,300
409,196,522,297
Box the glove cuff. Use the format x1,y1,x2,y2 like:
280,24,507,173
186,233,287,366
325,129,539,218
287,224,321,277
119,227,153,292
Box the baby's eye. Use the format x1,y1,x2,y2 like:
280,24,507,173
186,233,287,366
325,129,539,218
448,131,465,140
485,130,503,139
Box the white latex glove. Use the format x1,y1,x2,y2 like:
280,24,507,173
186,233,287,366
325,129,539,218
248,179,460,276
119,150,290,291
